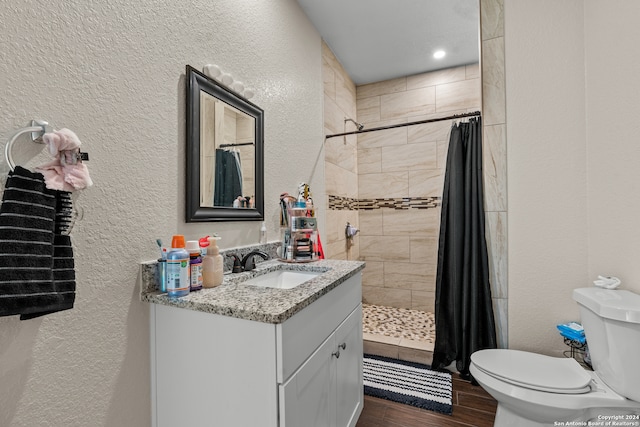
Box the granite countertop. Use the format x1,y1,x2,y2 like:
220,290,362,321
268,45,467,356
140,258,365,324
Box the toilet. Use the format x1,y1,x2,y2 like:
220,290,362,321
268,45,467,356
470,287,640,426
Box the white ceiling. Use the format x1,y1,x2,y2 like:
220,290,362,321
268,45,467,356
296,0,480,85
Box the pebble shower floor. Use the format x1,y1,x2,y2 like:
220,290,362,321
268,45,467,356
362,303,435,344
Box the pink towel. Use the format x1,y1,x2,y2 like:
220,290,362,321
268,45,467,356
36,128,93,192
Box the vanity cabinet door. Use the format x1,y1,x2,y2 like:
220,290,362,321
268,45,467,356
279,333,337,427
335,305,363,427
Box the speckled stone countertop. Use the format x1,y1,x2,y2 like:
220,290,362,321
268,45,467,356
140,258,365,324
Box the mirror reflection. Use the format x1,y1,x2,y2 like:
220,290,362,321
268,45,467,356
199,92,255,208
186,65,264,222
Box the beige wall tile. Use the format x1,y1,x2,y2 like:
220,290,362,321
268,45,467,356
324,93,344,134
325,239,347,260
359,209,383,235
435,79,481,113
358,172,408,198
482,36,506,125
346,236,360,261
362,261,384,287
325,209,359,244
408,169,443,198
362,286,412,309
323,58,335,100
483,124,507,211
480,1,507,350
437,140,449,169
466,63,480,79
381,87,436,119
322,40,342,73
406,65,467,90
382,208,439,236
486,211,507,299
357,77,406,99
407,117,452,143
360,235,410,262
411,290,435,313
356,96,381,123
409,235,438,265
357,122,407,149
492,297,508,349
381,263,413,290
357,147,382,174
384,261,435,292
381,142,437,172
481,0,504,41
325,135,357,173
325,161,358,198
335,71,357,119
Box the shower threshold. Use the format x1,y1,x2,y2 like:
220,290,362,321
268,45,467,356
362,303,435,366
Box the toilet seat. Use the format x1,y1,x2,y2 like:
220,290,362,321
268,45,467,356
471,349,592,394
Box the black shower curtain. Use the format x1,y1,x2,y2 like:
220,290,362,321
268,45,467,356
431,117,497,379
214,148,242,207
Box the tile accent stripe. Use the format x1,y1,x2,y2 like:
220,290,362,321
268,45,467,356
328,195,441,211
328,195,358,210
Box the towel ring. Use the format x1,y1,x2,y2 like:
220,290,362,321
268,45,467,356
4,120,52,171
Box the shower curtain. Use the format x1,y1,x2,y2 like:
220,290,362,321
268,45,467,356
214,148,243,207
431,117,497,379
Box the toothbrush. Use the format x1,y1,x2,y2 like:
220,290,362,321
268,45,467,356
156,239,164,259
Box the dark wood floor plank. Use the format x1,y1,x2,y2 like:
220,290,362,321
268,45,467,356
456,391,498,414
357,377,497,427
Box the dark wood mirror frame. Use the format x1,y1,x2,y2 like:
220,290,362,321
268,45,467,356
185,65,264,222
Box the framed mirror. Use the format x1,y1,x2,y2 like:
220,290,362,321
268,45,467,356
186,65,264,222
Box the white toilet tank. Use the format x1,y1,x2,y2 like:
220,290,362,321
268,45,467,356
573,287,640,402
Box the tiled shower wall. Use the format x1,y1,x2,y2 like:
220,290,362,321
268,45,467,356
322,0,508,348
480,0,508,349
323,41,360,261
356,65,481,312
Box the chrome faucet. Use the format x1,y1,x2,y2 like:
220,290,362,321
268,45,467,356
240,250,269,272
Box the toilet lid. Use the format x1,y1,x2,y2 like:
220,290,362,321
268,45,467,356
471,349,592,394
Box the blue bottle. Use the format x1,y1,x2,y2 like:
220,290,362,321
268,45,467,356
166,235,190,298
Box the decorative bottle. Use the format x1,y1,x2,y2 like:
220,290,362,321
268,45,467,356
202,236,224,288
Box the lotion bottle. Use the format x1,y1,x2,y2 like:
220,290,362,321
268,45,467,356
202,236,224,288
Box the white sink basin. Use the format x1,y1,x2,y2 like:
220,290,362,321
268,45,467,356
243,270,321,289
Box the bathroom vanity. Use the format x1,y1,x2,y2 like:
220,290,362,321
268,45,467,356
140,258,365,427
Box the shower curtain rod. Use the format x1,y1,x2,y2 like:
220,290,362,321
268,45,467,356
218,142,254,148
325,110,481,140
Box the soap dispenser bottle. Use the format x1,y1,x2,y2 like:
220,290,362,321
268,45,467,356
202,236,224,288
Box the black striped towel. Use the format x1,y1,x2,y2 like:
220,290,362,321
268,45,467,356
0,166,76,320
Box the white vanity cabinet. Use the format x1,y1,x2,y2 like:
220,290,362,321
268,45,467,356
279,305,362,427
150,272,363,427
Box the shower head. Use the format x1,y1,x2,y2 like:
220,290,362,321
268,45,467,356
344,117,364,131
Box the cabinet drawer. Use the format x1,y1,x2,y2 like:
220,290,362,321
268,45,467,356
276,273,361,383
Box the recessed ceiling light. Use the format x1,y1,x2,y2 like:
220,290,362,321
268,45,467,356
433,50,446,59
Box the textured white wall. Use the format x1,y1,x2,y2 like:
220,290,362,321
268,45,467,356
0,1,322,425
585,1,640,295
504,0,588,356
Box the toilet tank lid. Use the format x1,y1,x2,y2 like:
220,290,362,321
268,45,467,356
573,288,640,324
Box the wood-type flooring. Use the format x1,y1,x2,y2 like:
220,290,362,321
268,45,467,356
356,375,498,427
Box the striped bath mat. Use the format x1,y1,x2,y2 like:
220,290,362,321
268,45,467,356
363,354,453,415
